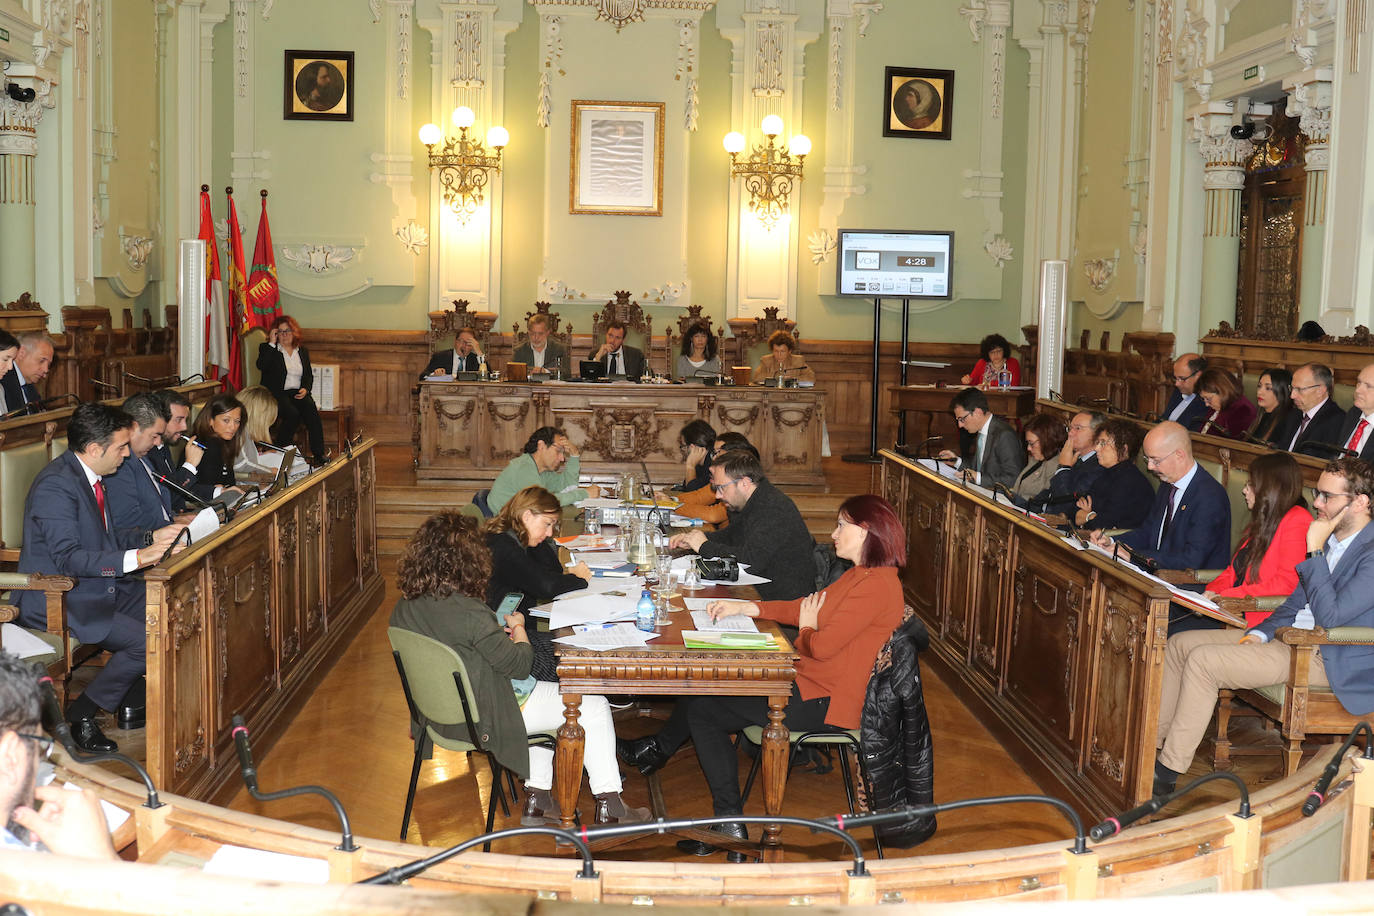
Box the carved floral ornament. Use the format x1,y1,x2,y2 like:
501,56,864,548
1083,255,1117,293
531,0,716,32
280,244,359,274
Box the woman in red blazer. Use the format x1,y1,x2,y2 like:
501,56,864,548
672,494,908,859
960,333,1021,387
1203,452,1312,626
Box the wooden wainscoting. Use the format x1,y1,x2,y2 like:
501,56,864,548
303,330,431,445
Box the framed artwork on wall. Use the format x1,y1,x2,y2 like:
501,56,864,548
569,100,665,216
883,66,953,140
284,50,355,122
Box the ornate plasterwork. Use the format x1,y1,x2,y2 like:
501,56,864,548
640,282,686,303
827,16,843,110
985,236,1014,268
370,0,383,22
753,17,785,97
807,229,836,264
1083,255,1117,292
538,278,587,301
396,221,429,254
233,0,250,98
397,3,413,99
261,0,275,19
1175,9,1207,73
281,244,358,274
453,10,483,88
1292,0,1337,69
1132,224,1148,265
537,14,564,128
1287,75,1333,144
677,19,699,131
120,230,155,271
853,1,882,36
959,0,987,41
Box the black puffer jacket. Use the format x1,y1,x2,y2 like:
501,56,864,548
858,612,936,847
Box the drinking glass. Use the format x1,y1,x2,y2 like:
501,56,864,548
682,562,700,592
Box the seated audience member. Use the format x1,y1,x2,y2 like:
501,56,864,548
0,330,18,414
188,393,246,502
668,448,816,600
754,331,814,384
672,433,757,528
1249,368,1296,446
146,389,201,512
390,512,647,827
17,404,184,751
104,392,175,539
257,315,326,466
671,420,717,493
0,331,55,416
1163,353,1209,429
1152,457,1374,797
936,387,1025,490
421,326,485,378
1335,363,1374,462
1279,362,1345,456
234,385,281,474
672,495,909,859
488,426,600,514
590,319,645,380
1295,320,1326,342
1193,368,1257,439
0,653,118,858
1039,410,1106,512
1089,420,1230,585
676,322,722,380
1011,413,1067,506
1200,452,1311,627
1074,419,1154,531
511,314,568,377
486,486,591,681
960,333,1021,387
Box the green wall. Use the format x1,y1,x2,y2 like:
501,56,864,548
1224,0,1293,48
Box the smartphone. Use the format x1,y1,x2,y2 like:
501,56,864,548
495,592,524,619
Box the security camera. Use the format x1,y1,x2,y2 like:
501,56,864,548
5,83,35,103
1229,123,1256,140
1249,122,1273,142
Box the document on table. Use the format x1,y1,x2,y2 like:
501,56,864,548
573,551,629,568
202,844,331,884
553,623,659,651
557,534,616,551
689,610,758,632
187,506,221,544
548,591,641,629
917,457,964,481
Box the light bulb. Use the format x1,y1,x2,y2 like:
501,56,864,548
452,106,476,129
788,134,812,157
723,131,746,154
486,126,509,148
760,114,784,137
418,123,442,146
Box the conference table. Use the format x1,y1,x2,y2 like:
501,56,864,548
552,585,800,862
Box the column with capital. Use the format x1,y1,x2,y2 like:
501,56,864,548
0,88,50,301
1190,107,1253,337
1285,69,1333,323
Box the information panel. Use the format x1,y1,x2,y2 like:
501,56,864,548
836,229,954,299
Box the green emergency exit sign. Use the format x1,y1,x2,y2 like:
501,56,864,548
0,28,11,42
1244,65,1259,80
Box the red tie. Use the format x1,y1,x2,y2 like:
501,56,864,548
1348,418,1370,453
93,478,108,530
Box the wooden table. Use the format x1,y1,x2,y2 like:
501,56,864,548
888,384,1037,453
552,588,799,861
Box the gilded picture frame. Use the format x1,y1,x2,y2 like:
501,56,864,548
883,66,953,141
284,50,355,122
569,100,665,216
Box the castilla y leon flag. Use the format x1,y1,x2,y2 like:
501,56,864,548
197,185,230,384
224,187,247,391
246,191,282,332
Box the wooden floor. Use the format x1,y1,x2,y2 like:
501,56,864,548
89,449,1313,863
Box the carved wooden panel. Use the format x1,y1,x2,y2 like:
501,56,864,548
969,514,1012,684
326,474,361,613
357,451,378,582
164,571,209,791
276,508,303,669
482,389,542,464
900,470,946,632
943,501,976,655
765,399,821,467
560,402,687,464
301,491,325,641
210,535,275,734
423,390,480,463
1084,583,1152,796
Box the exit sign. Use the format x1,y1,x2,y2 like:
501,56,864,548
1244,65,1260,80
0,28,10,42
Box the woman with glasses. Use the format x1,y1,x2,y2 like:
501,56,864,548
1199,452,1311,626
1074,418,1154,530
671,432,756,528
1012,413,1068,505
1249,368,1296,446
1192,368,1257,439
959,333,1021,387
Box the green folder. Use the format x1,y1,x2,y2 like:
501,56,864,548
682,630,777,650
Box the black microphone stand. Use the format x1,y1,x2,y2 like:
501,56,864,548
231,715,355,851
1300,721,1372,817
1089,771,1250,841
814,794,1087,856
38,676,162,810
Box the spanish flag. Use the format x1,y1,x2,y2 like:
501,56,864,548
246,190,282,332
224,187,247,391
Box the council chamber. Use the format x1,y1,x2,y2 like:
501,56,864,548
2,1,1374,913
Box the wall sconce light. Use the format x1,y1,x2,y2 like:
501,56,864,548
723,114,810,231
419,106,509,224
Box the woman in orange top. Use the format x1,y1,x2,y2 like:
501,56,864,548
674,494,907,858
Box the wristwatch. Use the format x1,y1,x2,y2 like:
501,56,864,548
1306,548,1325,559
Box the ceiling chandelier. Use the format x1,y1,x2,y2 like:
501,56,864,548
723,115,810,231
419,107,509,224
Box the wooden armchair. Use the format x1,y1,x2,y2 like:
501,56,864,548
0,567,78,705
727,306,797,370
426,298,497,357
664,305,725,380
510,302,572,356
585,291,657,374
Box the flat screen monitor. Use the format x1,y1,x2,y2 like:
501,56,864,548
835,229,954,300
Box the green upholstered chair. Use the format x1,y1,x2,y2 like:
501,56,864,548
386,626,555,848
458,502,485,522
0,571,77,705
0,440,55,549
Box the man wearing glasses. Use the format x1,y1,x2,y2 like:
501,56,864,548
0,654,116,858
1040,410,1106,512
936,387,1025,490
1163,353,1209,429
487,426,601,514
1335,364,1374,462
1279,363,1345,455
1149,457,1374,797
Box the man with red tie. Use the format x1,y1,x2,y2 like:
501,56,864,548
16,404,184,752
1336,364,1374,462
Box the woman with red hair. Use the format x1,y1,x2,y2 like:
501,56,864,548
671,494,908,859
256,314,327,465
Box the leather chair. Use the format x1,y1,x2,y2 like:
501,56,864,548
0,568,78,705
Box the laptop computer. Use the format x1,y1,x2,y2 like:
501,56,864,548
578,360,606,381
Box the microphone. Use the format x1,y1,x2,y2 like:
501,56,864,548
231,715,356,851
154,473,230,523
1244,431,1275,448
918,435,942,458
157,527,191,563
639,459,668,529
90,378,120,395
122,371,180,389
1301,722,1373,816
178,373,206,385
1048,390,1067,403
1090,771,1249,840
1298,440,1359,459
37,675,162,810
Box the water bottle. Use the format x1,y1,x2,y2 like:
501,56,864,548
998,368,1011,388
636,588,656,633
477,352,488,380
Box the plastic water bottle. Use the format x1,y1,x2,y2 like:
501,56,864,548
998,368,1011,388
636,588,656,633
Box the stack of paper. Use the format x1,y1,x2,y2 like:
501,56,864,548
553,623,660,651
689,610,758,632
548,591,642,629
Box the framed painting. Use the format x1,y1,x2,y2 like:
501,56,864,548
883,66,953,140
570,100,665,216
284,50,355,122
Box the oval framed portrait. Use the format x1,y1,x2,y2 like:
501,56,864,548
284,50,355,122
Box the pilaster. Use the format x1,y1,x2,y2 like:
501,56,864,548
1190,104,1251,337
1286,66,1332,322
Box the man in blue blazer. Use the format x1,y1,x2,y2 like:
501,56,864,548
1151,457,1374,796
145,388,204,513
104,393,174,542
1161,353,1209,430
17,404,185,752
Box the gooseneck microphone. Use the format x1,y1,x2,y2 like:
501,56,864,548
37,675,162,810
154,473,230,523
917,435,942,458
1301,721,1373,817
231,715,356,851
1089,771,1250,841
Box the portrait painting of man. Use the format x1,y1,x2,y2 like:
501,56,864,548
284,51,355,122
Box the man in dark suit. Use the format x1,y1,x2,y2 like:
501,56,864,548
1161,353,1209,429
1040,410,1106,511
1334,363,1374,461
0,332,55,416
589,319,645,380
145,388,203,513
1276,362,1346,456
1151,457,1374,796
1090,421,1231,630
420,327,484,377
511,314,569,377
104,392,175,542
16,404,184,752
936,387,1026,490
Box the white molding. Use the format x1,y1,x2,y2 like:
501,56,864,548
280,242,361,275
371,0,420,288
229,0,269,182
537,13,564,128
676,18,700,131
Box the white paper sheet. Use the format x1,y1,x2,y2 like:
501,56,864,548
187,506,221,544
689,610,758,632
552,622,660,651
548,592,643,629
575,551,629,568
1,624,55,660
202,844,331,884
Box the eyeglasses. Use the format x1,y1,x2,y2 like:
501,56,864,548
1312,488,1352,505
14,732,52,759
1172,370,1199,382
1143,451,1173,467
1093,438,1114,452
1292,382,1325,394
953,411,974,426
711,477,741,494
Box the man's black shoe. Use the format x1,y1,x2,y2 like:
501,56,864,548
117,704,146,730
616,735,670,776
675,822,750,863
69,717,117,753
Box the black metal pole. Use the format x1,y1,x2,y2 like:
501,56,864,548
896,297,911,448
842,297,884,464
